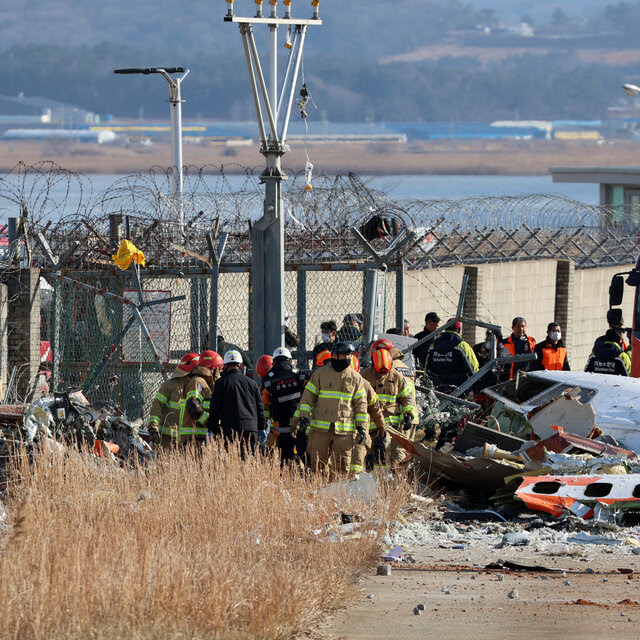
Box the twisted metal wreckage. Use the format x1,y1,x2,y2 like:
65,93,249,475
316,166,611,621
3,162,640,525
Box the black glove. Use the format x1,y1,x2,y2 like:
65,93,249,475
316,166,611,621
355,426,366,445
402,413,413,431
299,417,310,432
295,429,308,457
373,435,386,466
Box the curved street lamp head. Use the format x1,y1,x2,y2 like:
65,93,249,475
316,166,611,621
623,83,640,96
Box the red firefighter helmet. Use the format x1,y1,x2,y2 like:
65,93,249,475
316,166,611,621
370,338,394,354
315,349,332,367
199,350,221,369
256,354,274,378
372,349,393,373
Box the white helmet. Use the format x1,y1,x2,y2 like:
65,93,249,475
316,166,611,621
223,350,243,365
272,346,292,359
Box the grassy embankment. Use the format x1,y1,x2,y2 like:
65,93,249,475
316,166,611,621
0,444,408,639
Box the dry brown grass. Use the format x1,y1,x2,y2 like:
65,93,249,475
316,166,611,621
0,444,408,639
3,138,640,176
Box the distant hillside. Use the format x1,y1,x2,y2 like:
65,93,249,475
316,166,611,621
1,1,639,123
0,0,614,59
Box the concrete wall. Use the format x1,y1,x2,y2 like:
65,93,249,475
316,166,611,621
474,259,558,347
572,264,635,368
6,268,41,400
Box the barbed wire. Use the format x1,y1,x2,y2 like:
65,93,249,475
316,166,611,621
1,162,638,271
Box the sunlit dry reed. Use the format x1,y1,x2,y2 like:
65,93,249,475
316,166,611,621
0,443,408,639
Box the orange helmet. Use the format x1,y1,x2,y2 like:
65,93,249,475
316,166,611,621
350,354,360,372
315,349,332,367
199,350,221,369
372,349,393,373
370,338,394,354
178,352,200,373
256,354,274,378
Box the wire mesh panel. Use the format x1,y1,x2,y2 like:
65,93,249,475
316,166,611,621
301,270,365,360
217,271,251,352
53,274,212,421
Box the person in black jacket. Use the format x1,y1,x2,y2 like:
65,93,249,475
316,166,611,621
425,320,479,392
413,311,441,369
261,347,309,465
208,349,266,452
585,329,631,376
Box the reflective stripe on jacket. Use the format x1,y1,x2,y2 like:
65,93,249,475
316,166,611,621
148,377,187,439
298,363,368,434
181,367,213,439
425,331,479,389
389,347,419,424
361,377,386,432
585,341,631,376
362,366,414,428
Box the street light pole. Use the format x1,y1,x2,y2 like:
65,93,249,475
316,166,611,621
114,67,190,231
225,1,321,359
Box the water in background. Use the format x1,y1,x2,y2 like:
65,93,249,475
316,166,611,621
0,173,599,224
366,175,598,204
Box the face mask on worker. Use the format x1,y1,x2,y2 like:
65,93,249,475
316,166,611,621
550,331,561,341
331,358,351,372
321,332,331,342
485,341,493,351
518,334,528,341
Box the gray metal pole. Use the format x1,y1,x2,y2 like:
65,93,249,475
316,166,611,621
395,261,405,331
363,269,379,344
209,264,219,352
258,164,286,354
269,2,278,119
7,217,19,265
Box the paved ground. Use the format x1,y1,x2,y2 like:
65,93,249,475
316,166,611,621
308,515,640,640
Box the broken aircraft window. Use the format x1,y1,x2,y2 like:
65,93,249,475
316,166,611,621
531,481,562,495
584,483,613,498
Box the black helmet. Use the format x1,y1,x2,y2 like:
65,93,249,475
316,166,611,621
332,341,355,355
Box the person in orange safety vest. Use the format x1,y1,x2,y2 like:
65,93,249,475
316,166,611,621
502,317,536,379
532,322,570,371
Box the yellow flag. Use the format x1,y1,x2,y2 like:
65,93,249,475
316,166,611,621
112,239,146,270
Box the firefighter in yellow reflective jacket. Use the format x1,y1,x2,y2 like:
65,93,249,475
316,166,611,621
181,354,215,445
349,354,385,474
362,348,415,468
298,342,368,477
148,353,199,447
387,344,419,465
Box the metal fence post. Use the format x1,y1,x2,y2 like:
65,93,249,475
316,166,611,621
395,261,405,331
209,266,220,353
363,269,380,344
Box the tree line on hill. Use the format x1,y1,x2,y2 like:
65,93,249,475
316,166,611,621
0,43,632,123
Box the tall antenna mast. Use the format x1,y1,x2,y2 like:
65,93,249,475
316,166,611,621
225,0,322,359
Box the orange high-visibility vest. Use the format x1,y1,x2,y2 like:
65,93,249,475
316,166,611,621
503,335,536,379
540,345,567,371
